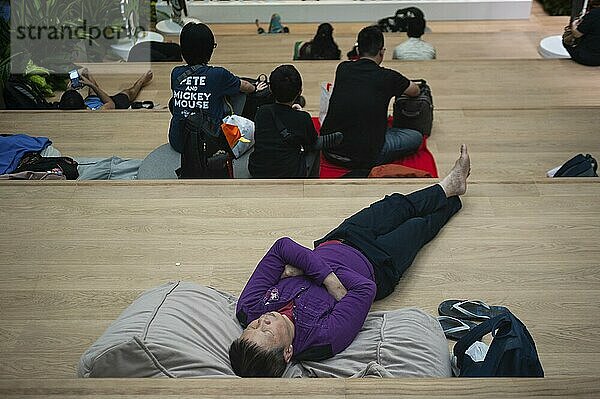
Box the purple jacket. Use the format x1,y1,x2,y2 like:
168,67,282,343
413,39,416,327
236,237,376,361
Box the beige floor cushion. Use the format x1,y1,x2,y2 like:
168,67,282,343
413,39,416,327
78,281,451,378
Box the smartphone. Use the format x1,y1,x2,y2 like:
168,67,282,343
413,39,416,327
69,69,82,90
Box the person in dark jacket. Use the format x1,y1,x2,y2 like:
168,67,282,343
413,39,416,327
229,144,471,377
298,23,341,60
320,25,422,170
563,0,600,66
248,65,318,178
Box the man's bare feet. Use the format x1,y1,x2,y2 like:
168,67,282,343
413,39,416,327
139,70,153,86
439,144,470,197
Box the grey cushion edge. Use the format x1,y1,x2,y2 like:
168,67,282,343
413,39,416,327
132,336,176,378
141,281,181,341
80,336,173,378
78,281,182,377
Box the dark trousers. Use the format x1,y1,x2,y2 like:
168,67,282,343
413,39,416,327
315,184,462,300
564,43,600,67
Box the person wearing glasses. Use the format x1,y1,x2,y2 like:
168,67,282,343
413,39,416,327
320,25,422,171
168,23,265,153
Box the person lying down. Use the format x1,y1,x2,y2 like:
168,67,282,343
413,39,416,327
229,145,471,377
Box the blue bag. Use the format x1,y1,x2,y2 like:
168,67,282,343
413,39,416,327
453,312,544,377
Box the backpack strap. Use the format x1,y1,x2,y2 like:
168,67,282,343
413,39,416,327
453,312,513,370
589,154,598,175
268,106,293,142
176,65,202,85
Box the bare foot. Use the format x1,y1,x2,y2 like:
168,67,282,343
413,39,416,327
439,144,470,197
139,70,153,87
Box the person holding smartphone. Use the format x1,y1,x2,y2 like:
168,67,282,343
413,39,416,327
58,68,153,111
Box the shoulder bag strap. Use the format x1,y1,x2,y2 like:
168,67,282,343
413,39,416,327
268,106,292,141
176,64,202,85
453,312,513,369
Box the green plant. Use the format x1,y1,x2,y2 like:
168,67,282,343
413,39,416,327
78,0,125,61
11,0,81,73
24,60,53,96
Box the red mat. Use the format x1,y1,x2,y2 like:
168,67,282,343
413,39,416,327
312,117,438,179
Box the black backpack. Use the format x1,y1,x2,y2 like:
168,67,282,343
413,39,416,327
14,152,79,180
240,74,275,121
554,154,598,177
378,7,425,32
3,75,57,110
454,312,544,377
176,111,233,179
393,79,433,136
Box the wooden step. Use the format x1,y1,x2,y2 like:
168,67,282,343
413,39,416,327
62,59,600,113
1,179,599,382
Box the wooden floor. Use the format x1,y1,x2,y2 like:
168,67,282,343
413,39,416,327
170,31,549,63
1,179,600,396
59,59,600,114
1,2,600,397
2,108,598,182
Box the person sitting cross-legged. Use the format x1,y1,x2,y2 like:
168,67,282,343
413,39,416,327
320,25,423,171
248,65,319,178
229,145,471,377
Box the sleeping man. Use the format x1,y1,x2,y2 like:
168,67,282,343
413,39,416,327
229,145,471,377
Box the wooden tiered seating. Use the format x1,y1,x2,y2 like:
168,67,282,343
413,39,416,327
2,108,596,180
40,58,600,114
1,179,600,397
1,3,599,397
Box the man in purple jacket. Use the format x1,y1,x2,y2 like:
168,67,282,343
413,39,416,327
229,145,470,377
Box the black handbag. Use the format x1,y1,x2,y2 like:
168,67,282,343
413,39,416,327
453,312,544,377
14,153,79,180
240,74,275,122
392,79,433,137
554,154,598,177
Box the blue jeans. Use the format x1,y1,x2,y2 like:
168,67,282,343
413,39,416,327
375,127,423,165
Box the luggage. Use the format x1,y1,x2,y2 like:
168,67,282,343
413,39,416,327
14,152,79,180
453,311,544,377
176,111,234,179
554,153,598,177
239,74,275,122
393,79,433,136
3,75,57,110
378,7,425,33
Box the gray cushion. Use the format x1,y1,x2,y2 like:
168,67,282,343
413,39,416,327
78,281,451,378
78,281,241,377
286,308,452,378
